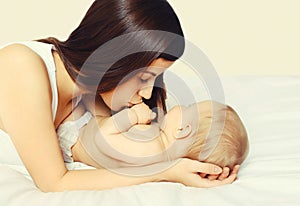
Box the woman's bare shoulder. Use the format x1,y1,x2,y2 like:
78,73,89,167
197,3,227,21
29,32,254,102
0,43,46,75
0,43,38,57
0,43,50,92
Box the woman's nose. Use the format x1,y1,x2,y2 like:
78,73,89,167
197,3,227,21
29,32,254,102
138,86,153,100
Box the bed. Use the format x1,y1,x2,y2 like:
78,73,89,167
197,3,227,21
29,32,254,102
1,75,300,206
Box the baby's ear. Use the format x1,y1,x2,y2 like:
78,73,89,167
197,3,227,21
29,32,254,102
173,124,192,139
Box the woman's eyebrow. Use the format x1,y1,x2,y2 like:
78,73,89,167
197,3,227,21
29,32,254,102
144,71,157,76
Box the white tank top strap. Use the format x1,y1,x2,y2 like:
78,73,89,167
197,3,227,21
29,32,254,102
73,111,93,130
73,94,82,109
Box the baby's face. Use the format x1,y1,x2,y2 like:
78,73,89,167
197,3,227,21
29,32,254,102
159,101,216,146
159,103,199,144
161,105,186,131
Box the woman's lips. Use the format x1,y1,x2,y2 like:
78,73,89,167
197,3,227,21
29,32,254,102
128,100,143,108
128,102,134,107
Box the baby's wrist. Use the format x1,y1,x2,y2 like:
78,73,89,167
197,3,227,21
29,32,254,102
128,108,138,125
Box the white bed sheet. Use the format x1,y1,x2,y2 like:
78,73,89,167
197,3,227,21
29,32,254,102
1,76,300,206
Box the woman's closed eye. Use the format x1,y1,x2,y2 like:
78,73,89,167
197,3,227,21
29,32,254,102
140,77,151,83
140,73,154,84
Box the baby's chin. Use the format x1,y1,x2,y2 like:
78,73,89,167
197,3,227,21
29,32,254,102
109,107,122,115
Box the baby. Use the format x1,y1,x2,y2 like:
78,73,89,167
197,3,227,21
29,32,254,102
57,100,249,171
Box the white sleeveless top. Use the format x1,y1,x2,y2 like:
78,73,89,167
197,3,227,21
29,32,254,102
22,41,59,119
0,41,59,164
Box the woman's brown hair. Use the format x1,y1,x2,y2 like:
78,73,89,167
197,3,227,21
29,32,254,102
38,0,185,114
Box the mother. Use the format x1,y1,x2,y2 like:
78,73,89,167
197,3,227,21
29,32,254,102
0,0,238,192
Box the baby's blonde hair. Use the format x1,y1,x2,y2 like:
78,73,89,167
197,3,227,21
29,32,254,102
185,101,249,170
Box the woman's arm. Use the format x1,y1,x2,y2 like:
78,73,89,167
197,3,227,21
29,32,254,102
0,44,69,192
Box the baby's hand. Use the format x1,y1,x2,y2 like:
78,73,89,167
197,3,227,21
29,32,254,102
131,102,156,124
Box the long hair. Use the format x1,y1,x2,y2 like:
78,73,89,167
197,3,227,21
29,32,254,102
38,0,185,113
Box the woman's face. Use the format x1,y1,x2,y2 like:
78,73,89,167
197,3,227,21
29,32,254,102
100,58,174,112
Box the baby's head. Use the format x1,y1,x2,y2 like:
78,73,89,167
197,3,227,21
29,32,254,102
184,101,249,170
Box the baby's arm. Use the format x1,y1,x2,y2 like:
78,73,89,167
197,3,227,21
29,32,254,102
100,102,156,134
99,123,165,157
96,103,161,157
